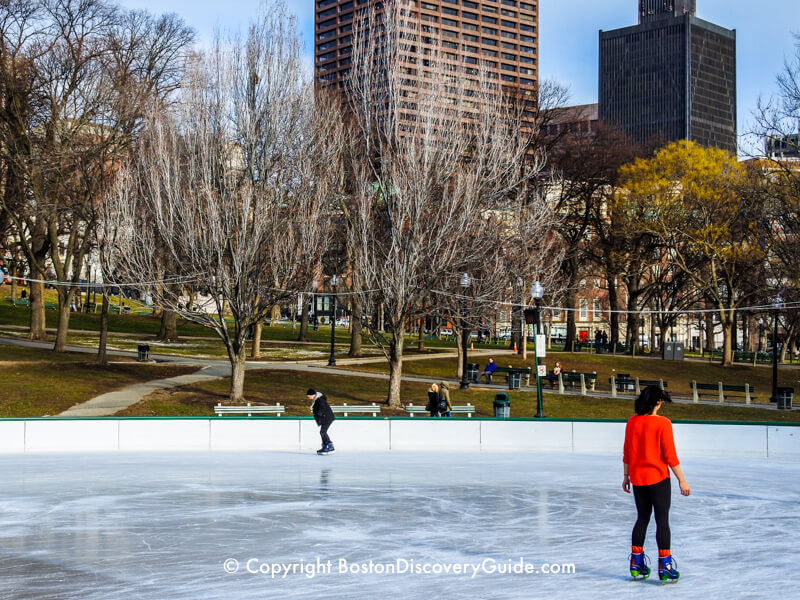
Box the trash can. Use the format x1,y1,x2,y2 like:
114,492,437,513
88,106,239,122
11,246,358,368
467,363,479,382
493,392,510,419
137,344,150,362
508,370,522,390
776,387,794,410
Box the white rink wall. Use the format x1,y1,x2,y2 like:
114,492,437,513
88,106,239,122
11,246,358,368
0,418,798,458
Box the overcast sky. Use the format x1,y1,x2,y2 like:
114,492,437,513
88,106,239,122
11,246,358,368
117,0,799,144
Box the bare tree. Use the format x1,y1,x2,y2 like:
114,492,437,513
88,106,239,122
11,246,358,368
103,2,340,402
342,5,552,407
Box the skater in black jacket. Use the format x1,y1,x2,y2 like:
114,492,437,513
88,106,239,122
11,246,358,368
307,389,335,454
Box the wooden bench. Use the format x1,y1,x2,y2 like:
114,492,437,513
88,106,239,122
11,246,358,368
331,403,381,417
405,403,475,417
214,403,285,416
493,366,532,387
690,381,756,405
609,376,668,397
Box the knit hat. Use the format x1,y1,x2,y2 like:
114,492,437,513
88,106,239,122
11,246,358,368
306,388,316,396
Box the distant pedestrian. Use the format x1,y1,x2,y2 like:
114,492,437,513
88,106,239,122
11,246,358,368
425,383,440,417
438,381,452,417
307,388,335,454
20,289,27,299
477,358,498,383
602,331,609,350
623,386,690,583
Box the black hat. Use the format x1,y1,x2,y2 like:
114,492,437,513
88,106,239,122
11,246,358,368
306,388,316,396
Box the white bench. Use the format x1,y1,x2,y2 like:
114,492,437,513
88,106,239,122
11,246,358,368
405,403,475,417
331,403,382,417
214,403,285,417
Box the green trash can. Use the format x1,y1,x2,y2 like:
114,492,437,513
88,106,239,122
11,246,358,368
467,363,479,382
508,371,522,390
493,393,510,419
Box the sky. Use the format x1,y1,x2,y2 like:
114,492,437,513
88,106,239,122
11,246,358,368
117,0,799,147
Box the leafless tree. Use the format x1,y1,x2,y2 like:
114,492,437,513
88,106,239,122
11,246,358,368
103,1,341,402
341,5,556,407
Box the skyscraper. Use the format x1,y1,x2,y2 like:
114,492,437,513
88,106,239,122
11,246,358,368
315,0,539,97
599,1,736,153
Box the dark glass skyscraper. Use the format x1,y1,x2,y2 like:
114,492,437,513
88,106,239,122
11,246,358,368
599,1,736,153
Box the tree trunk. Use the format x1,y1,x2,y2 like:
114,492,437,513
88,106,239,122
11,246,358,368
53,292,72,352
298,296,309,342
510,307,522,352
270,304,281,327
9,262,18,300
251,320,263,359
417,319,425,351
387,327,405,408
97,292,110,366
229,343,247,403
348,295,363,357
704,312,715,353
28,279,47,340
721,316,733,367
157,309,179,342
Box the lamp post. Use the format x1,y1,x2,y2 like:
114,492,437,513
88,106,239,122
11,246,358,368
459,272,471,390
327,274,338,367
770,296,783,403
531,280,545,419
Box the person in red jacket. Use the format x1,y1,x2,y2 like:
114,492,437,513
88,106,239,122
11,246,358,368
623,386,690,583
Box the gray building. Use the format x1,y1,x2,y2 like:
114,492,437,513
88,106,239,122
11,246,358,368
599,1,737,153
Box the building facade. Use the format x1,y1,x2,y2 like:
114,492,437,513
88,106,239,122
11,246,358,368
599,1,736,153
315,0,539,95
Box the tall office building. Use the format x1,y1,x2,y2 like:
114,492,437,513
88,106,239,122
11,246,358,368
599,1,736,153
315,0,539,98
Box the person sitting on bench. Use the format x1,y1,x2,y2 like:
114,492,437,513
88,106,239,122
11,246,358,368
477,358,498,383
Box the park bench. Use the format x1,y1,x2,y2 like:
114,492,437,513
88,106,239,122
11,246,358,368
690,381,756,405
214,403,285,416
545,371,598,395
609,376,668,397
12,298,29,307
493,366,532,387
405,403,475,417
331,403,381,417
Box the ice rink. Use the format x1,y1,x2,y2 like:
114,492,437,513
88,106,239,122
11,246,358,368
1,450,797,599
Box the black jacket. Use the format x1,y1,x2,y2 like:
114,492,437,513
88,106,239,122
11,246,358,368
312,393,335,425
426,390,439,412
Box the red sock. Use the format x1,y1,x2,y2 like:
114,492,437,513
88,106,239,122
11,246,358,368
659,549,671,558
631,546,644,554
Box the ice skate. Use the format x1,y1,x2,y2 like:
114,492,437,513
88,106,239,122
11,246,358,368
629,551,650,580
317,443,335,455
658,555,679,584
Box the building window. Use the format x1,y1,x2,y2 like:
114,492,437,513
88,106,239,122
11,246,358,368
579,299,588,320
593,299,601,321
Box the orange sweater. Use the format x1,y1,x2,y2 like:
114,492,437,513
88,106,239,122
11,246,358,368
623,415,680,486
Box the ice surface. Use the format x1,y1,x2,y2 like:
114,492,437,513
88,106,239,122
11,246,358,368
0,450,797,599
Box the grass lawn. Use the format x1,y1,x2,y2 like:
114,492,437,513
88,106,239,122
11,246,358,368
116,368,800,422
0,359,198,417
345,351,800,403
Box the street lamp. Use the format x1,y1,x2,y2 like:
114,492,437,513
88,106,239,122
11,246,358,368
327,274,338,367
459,272,471,390
531,281,545,419
770,296,783,403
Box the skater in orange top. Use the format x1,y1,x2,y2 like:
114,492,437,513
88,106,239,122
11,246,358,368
623,386,690,583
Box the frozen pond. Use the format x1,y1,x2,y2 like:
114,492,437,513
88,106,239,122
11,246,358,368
0,450,797,599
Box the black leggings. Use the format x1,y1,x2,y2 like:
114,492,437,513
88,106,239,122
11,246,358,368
632,477,671,550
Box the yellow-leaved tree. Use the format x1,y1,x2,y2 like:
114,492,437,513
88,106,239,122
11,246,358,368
617,141,768,366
